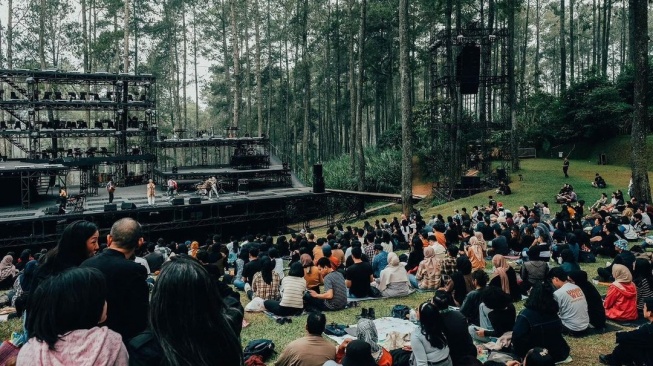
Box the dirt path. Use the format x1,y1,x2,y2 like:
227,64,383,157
412,156,432,196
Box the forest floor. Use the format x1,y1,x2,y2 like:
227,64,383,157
411,156,433,196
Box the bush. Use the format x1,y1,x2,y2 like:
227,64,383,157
323,148,403,193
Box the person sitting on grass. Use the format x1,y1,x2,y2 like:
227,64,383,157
264,262,306,317
468,286,516,344
371,244,388,278
550,267,590,336
406,302,453,366
598,297,653,366
275,312,336,366
460,270,489,326
559,249,580,274
432,290,477,364
465,236,486,272
301,254,322,292
409,246,442,291
604,264,638,322
304,257,348,311
333,319,393,366
520,247,549,295
246,256,280,301
17,267,129,366
489,255,521,302
568,270,606,330
441,256,475,307
372,252,411,298
592,173,607,188
596,239,635,282
345,247,374,298
634,258,653,314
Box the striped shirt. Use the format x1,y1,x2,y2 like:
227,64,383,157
323,271,348,310
279,276,307,309
252,272,281,301
636,278,653,310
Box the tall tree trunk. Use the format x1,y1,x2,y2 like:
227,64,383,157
356,0,366,191
520,0,530,100
302,0,310,183
509,0,519,170
244,2,252,133
6,0,12,69
230,0,241,129
601,0,612,76
630,0,651,202
182,9,187,130
560,0,566,92
221,0,232,119
593,0,598,68
569,0,574,83
39,0,46,68
254,0,264,137
534,0,540,88
193,6,200,130
348,0,356,172
124,0,130,72
400,0,413,214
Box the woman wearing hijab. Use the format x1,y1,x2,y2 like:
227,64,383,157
249,256,280,301
15,250,32,272
604,264,638,321
373,252,411,298
333,319,392,366
189,241,200,258
264,262,306,316
0,255,19,290
489,255,521,302
11,260,37,311
409,246,442,290
302,253,322,292
465,236,486,272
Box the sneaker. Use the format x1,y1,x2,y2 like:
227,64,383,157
244,283,251,293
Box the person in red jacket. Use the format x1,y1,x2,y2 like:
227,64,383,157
604,264,638,321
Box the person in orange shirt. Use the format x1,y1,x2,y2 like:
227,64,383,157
321,244,341,271
302,254,322,292
434,226,447,248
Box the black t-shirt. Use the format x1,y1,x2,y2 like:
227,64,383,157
345,262,374,298
242,259,262,284
481,225,495,241
492,235,510,255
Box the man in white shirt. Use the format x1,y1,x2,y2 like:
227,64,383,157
550,267,590,336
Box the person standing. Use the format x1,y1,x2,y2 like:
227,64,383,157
562,158,570,178
166,178,177,198
209,176,219,200
106,179,115,203
58,186,68,214
146,179,156,206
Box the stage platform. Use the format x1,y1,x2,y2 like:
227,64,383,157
153,164,293,191
0,183,328,249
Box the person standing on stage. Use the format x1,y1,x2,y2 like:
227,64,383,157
147,179,156,206
107,179,116,203
209,176,219,200
167,178,177,198
562,158,570,178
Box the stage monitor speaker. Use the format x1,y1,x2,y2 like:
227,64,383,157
121,202,136,210
104,204,117,212
313,164,325,193
456,44,481,94
44,206,60,215
237,179,249,195
461,176,481,189
189,197,201,204
172,197,184,206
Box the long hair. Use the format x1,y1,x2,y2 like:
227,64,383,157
634,258,653,285
260,256,274,285
524,282,559,314
150,257,243,366
26,267,106,349
418,302,447,349
42,220,98,272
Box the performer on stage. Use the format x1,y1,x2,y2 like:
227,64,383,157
209,176,219,200
58,186,68,214
167,178,177,198
107,179,116,203
147,179,156,206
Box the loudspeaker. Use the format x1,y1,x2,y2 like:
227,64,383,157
456,44,481,94
237,179,249,195
171,166,178,174
313,164,325,194
461,176,481,189
44,205,60,215
104,204,117,212
171,197,184,206
189,197,201,204
121,202,136,210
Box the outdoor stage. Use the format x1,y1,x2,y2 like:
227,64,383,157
0,183,328,249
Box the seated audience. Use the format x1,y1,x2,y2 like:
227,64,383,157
18,267,127,365
489,255,521,302
598,297,653,366
409,246,442,291
302,254,322,292
372,244,388,278
239,248,262,289
559,249,580,273
128,257,243,366
305,257,348,311
489,228,510,256
440,246,458,277
468,286,516,343
508,348,556,366
372,252,411,298
264,262,306,316
333,319,392,366
592,173,607,188
345,247,374,298
460,270,489,326
81,218,148,341
496,181,512,195
520,247,549,295
634,258,653,313
247,256,281,301
275,312,336,366
604,264,638,321
597,239,635,282
568,270,606,330
143,242,164,273
550,267,590,336
512,282,570,363
441,256,475,306
408,302,453,366
325,340,376,366
322,244,341,271
10,260,37,311
404,237,425,273
465,236,486,272
432,291,477,364
269,248,285,280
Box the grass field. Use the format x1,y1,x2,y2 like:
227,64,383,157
0,157,648,365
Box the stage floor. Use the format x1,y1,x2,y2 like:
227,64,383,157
154,164,287,175
0,184,317,223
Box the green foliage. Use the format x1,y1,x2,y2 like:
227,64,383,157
323,148,402,193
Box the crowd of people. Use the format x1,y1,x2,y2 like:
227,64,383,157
0,187,652,365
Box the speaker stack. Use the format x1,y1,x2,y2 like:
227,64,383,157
104,204,118,212
313,164,325,194
171,198,184,206
121,202,137,210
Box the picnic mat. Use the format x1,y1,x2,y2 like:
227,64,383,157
608,317,649,328
347,296,387,303
263,311,305,321
325,317,418,345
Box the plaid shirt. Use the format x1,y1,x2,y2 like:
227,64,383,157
441,256,457,276
363,244,376,262
252,272,281,300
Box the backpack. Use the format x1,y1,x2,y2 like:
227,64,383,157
391,305,411,320
243,339,275,361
